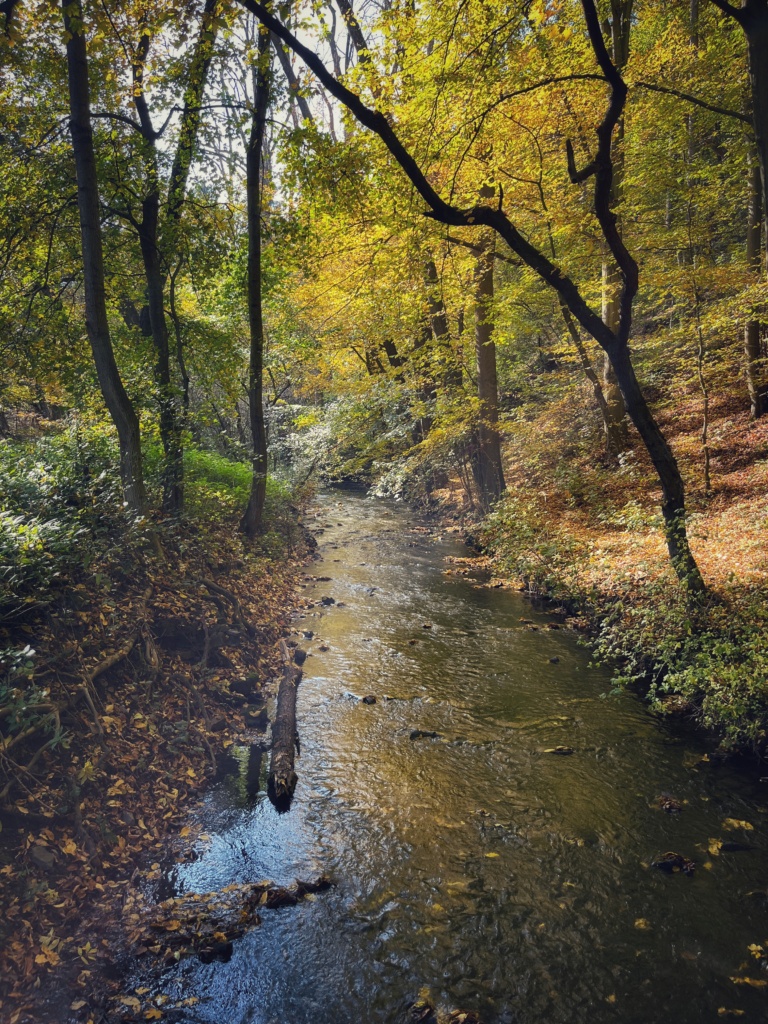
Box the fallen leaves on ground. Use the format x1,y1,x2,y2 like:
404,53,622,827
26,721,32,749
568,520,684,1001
0,509,311,1022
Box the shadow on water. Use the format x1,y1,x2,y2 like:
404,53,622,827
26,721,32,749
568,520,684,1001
147,492,768,1024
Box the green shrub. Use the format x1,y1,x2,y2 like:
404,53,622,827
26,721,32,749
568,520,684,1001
592,580,768,751
479,492,588,597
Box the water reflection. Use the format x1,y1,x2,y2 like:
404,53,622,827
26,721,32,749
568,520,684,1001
158,492,768,1024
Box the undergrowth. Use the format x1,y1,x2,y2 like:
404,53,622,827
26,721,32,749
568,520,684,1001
479,490,768,754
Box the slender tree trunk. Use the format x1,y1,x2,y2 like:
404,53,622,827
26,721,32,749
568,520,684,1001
241,29,271,538
600,0,633,453
745,159,766,417
471,236,505,507
271,31,313,123
608,340,702,586
138,192,184,513
601,263,630,452
745,7,768,273
559,299,613,434
712,1,768,269
130,0,219,514
63,0,146,512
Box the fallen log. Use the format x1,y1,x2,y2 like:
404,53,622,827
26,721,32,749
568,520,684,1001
126,875,333,963
268,639,303,809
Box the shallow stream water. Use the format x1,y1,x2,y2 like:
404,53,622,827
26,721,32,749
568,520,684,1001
156,491,768,1023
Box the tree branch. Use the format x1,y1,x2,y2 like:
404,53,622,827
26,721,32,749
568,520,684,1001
234,0,619,352
90,111,147,135
634,81,751,124
709,0,747,24
565,138,598,182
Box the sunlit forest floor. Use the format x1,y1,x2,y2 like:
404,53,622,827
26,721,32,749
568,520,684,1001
435,382,768,752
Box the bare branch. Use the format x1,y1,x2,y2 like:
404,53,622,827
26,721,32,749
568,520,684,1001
90,111,146,135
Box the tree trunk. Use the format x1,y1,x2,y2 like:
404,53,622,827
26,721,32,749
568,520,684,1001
63,0,146,512
130,0,220,515
559,299,614,436
240,29,271,539
744,5,768,273
609,340,703,589
745,158,766,417
271,31,313,123
424,257,461,387
600,0,633,453
471,236,505,507
601,263,630,452
138,192,184,513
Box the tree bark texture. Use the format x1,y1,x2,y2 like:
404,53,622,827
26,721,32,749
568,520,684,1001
745,158,766,417
241,28,271,538
471,236,506,507
268,642,303,809
63,0,146,512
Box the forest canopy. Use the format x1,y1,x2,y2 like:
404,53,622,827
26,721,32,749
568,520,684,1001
1,0,768,744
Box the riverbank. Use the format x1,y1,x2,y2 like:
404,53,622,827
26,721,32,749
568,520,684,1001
429,390,768,756
0,431,310,1023
103,489,768,1024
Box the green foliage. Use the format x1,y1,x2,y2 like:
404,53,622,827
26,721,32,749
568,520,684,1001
184,446,254,512
0,422,133,615
592,583,768,752
479,493,588,598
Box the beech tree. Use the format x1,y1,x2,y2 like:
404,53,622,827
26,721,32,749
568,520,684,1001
237,0,705,590
241,24,271,537
62,0,146,511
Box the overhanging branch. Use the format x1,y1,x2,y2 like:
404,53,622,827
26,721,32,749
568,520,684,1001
634,81,751,125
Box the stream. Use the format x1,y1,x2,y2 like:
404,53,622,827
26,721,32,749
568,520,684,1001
152,491,768,1023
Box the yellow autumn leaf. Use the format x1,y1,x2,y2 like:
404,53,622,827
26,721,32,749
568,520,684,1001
61,838,77,855
144,1010,163,1020
179,826,191,838
163,920,182,931
730,976,768,988
723,819,754,832
634,918,651,930
708,838,723,857
35,948,60,966
485,852,500,858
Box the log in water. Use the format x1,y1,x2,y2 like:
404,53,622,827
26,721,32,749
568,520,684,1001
144,492,768,1024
